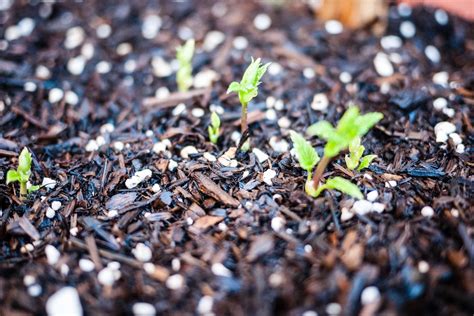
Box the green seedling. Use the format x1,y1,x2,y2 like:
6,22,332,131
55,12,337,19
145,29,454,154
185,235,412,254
6,147,39,199
291,106,383,198
208,111,221,144
291,131,362,199
176,39,195,92
227,57,270,151
345,137,377,171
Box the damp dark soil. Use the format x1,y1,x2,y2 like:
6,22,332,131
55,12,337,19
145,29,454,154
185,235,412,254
0,1,473,315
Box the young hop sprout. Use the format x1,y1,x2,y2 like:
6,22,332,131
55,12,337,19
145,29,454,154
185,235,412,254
208,111,221,144
6,147,39,199
291,106,383,198
345,137,377,171
227,57,270,151
176,39,195,92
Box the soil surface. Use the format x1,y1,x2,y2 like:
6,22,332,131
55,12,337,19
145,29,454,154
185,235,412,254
0,1,473,315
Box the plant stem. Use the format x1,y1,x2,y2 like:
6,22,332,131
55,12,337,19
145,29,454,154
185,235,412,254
20,181,27,199
241,102,248,135
312,155,331,190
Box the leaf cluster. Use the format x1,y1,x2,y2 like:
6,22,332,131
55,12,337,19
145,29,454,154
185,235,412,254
176,39,195,92
307,106,383,158
291,106,383,199
6,147,39,194
345,137,377,171
227,57,270,105
208,111,221,144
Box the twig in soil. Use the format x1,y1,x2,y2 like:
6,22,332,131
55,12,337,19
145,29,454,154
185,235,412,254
11,106,49,130
192,172,239,207
69,237,142,269
142,88,209,108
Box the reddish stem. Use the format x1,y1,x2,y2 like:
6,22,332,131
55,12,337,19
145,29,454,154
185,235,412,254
312,155,331,190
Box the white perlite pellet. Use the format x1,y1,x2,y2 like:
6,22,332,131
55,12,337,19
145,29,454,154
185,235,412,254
434,121,456,143
380,35,402,50
421,206,434,217
425,45,441,63
79,258,95,272
271,217,285,232
252,148,269,163
254,13,271,30
400,21,416,38
45,245,60,265
211,262,232,277
142,14,162,40
197,296,214,315
203,30,225,52
433,97,448,111
374,52,394,77
46,287,83,316
67,55,86,75
311,93,329,111
64,27,85,49
166,274,184,290
180,146,198,159
49,88,64,103
263,169,277,185
325,20,343,34
46,207,55,219
366,190,379,202
133,302,156,316
361,286,381,305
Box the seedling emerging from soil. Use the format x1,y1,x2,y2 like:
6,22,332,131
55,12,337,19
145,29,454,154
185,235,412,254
227,57,270,151
176,39,195,92
6,147,39,199
208,111,221,144
291,106,383,198
291,131,362,199
345,137,377,171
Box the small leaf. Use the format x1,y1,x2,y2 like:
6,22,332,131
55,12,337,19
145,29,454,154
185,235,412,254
6,170,20,184
290,131,320,172
326,177,363,199
357,155,377,171
345,154,359,171
176,39,195,64
337,106,360,132
211,111,220,129
227,82,241,94
324,136,348,158
27,184,40,193
241,57,260,87
255,62,271,85
355,112,383,136
307,121,335,139
18,147,32,174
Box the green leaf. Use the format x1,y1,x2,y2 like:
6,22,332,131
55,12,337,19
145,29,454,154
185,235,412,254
18,147,32,174
255,62,271,85
324,136,348,158
27,184,40,193
345,154,359,171
307,121,335,140
354,112,383,136
210,111,220,129
290,131,320,173
6,170,20,184
241,57,260,87
176,39,195,64
336,106,360,133
345,137,365,170
357,154,377,171
228,57,269,105
227,81,241,94
311,176,363,199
